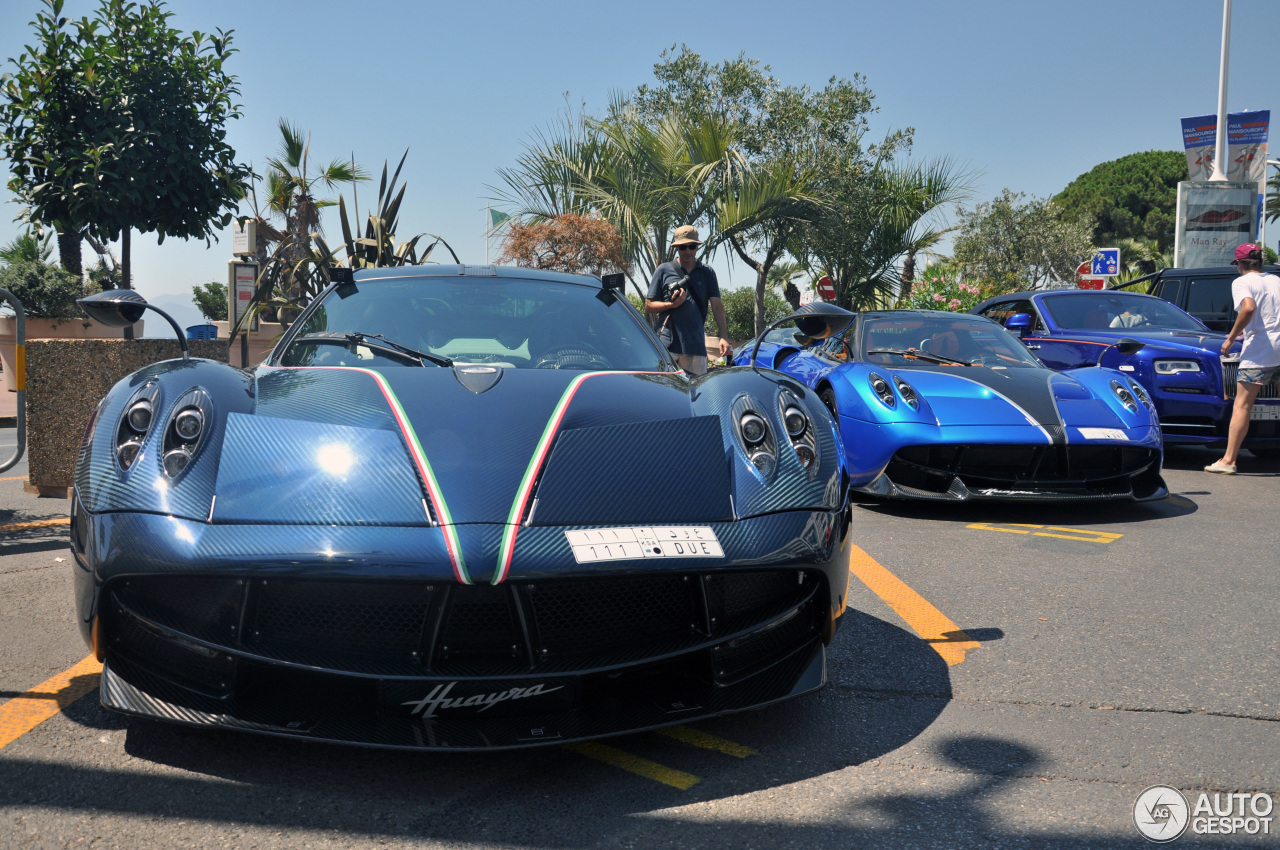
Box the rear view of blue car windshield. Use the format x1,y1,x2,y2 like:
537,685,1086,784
279,278,670,371
1040,293,1205,331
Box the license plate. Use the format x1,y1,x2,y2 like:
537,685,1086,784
1250,404,1280,421
565,526,724,563
382,678,575,719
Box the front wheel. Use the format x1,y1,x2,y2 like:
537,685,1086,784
819,387,839,419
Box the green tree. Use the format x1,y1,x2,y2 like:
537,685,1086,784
1053,151,1187,252
0,0,251,291
954,189,1094,292
708,286,789,341
191,281,227,322
0,259,89,319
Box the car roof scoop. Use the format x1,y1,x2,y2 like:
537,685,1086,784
454,364,504,394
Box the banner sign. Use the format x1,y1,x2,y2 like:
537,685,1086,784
1180,110,1269,184
1175,181,1258,268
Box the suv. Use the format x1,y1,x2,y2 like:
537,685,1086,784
1115,265,1280,331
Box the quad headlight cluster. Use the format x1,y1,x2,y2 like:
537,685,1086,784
112,384,212,479
777,390,819,475
733,391,819,480
1110,380,1139,413
869,373,920,410
161,389,212,479
115,384,160,470
1127,379,1152,411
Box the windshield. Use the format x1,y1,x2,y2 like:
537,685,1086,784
278,276,670,371
1040,293,1206,331
860,313,1042,368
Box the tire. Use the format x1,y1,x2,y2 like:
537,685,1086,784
819,387,839,419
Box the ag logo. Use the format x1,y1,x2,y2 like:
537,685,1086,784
1134,785,1190,842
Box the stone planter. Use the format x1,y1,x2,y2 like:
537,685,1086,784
23,338,227,496
213,320,288,368
1,316,144,392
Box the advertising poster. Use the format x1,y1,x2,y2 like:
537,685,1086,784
1176,181,1258,267
1180,110,1269,235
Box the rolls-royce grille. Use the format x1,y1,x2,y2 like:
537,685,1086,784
1223,361,1280,399
887,444,1157,494
108,570,823,678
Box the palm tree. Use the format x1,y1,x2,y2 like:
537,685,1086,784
0,228,55,265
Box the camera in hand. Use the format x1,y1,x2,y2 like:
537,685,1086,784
663,274,690,303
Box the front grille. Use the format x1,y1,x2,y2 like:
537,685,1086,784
887,444,1157,494
106,570,823,679
1223,361,1280,399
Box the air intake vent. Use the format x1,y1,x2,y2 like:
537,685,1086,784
459,265,497,277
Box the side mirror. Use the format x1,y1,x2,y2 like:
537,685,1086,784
78,290,189,361
601,273,626,294
1004,313,1032,339
751,302,855,372
1096,337,1145,367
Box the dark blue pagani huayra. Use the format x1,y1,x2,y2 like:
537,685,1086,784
70,266,856,750
735,309,1167,502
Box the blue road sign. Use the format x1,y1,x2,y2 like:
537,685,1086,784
1091,248,1120,276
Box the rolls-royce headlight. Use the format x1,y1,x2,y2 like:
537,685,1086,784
1111,380,1139,413
869,373,895,407
1154,359,1201,375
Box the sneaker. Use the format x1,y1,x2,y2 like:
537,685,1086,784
1204,460,1237,474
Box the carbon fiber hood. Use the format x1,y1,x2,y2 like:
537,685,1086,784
243,367,725,525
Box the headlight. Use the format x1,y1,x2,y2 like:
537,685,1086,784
893,376,919,410
748,451,775,476
163,448,192,478
869,373,895,407
1154,359,1201,375
116,439,143,469
1127,380,1152,410
782,405,808,438
1111,380,1138,413
740,412,767,445
174,407,204,440
126,400,153,433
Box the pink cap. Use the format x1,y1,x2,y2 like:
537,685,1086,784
1233,243,1262,263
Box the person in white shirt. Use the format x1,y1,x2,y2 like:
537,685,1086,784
1205,243,1280,473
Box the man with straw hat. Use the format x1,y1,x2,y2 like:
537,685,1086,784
644,225,731,376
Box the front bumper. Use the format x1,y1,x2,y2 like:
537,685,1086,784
73,504,851,750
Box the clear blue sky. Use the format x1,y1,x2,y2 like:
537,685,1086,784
1,0,1276,333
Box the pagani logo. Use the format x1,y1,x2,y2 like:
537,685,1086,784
1134,785,1189,842
401,681,564,718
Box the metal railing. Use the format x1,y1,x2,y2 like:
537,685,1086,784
0,287,25,472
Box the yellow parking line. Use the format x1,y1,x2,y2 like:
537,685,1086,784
848,545,979,666
563,741,701,790
967,522,1122,544
656,726,755,758
0,476,26,482
0,655,103,751
0,517,69,534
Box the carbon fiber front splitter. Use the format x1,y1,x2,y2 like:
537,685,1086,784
99,640,826,751
857,471,1168,502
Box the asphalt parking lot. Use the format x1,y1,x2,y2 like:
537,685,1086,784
1,427,1277,848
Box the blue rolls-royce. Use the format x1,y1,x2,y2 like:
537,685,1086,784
971,289,1280,452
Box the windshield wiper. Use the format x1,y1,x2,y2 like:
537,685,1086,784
866,347,972,367
294,331,453,367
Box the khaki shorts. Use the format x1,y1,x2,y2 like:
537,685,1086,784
675,354,708,376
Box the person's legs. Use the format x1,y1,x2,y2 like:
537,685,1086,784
1214,380,1263,468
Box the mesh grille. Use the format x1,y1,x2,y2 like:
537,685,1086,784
890,444,1157,492
114,576,242,644
437,584,521,659
112,612,233,696
528,575,694,653
712,600,819,683
250,580,433,659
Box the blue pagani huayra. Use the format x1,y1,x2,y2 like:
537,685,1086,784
70,268,858,750
735,309,1167,502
